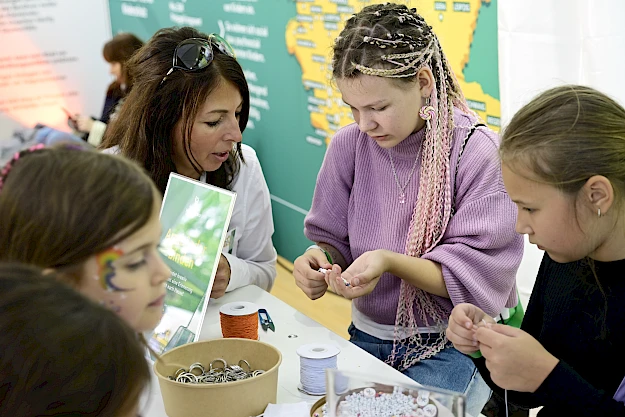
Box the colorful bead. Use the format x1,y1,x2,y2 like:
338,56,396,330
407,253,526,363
418,105,435,121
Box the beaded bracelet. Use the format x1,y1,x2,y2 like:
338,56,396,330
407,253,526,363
306,244,334,264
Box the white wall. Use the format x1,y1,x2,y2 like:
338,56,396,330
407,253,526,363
498,0,625,308
0,0,112,140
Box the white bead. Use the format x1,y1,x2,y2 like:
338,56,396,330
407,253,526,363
416,390,430,407
423,403,438,417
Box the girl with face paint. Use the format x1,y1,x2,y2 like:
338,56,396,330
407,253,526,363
0,145,171,333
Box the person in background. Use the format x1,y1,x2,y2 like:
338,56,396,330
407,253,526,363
101,26,277,299
0,145,170,334
447,85,625,416
73,33,144,146
0,263,150,417
292,4,523,416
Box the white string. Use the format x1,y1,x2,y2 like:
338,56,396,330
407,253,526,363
505,389,509,417
299,355,338,395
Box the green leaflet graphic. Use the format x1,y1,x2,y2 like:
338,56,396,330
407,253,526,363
149,173,236,354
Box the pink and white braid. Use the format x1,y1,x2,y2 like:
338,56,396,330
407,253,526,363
388,41,478,371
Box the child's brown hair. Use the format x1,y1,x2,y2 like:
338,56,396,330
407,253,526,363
0,146,158,285
0,262,150,416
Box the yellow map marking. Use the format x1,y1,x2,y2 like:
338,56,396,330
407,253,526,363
286,0,499,147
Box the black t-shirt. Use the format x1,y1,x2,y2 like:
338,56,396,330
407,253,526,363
474,253,625,416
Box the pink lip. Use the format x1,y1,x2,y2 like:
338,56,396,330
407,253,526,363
371,135,389,141
212,152,229,162
148,294,165,307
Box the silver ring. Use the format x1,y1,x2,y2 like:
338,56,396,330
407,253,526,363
175,373,193,383
238,359,252,373
189,362,205,375
174,368,186,379
210,358,227,372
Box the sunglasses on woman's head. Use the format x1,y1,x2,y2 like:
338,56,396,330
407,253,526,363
160,34,236,85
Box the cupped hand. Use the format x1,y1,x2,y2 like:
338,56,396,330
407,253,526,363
293,249,333,300
477,324,559,392
76,115,94,132
446,303,495,354
325,250,388,300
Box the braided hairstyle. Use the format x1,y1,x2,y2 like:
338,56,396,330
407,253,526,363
333,3,476,368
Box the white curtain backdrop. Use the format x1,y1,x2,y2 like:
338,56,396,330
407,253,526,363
0,0,112,141
498,0,625,308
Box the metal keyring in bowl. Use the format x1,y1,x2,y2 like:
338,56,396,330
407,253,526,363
189,362,205,375
209,358,227,372
238,359,252,373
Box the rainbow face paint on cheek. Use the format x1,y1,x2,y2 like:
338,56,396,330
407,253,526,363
96,248,132,292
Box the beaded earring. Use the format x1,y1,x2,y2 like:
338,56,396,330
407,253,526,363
418,97,435,129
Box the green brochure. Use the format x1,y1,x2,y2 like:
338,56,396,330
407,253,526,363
148,173,236,355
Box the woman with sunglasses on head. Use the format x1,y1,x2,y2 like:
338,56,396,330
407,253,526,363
101,27,277,299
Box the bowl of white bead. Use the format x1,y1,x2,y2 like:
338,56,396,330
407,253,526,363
323,369,466,417
154,338,282,417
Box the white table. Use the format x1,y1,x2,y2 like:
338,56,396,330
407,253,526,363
143,285,449,415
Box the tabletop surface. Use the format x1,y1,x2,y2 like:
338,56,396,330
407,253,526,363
143,285,447,416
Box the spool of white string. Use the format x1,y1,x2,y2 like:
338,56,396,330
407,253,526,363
296,343,340,395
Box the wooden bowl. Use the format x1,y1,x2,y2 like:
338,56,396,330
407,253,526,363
154,338,282,417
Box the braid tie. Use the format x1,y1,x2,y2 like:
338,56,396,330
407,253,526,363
353,37,435,78
0,144,45,192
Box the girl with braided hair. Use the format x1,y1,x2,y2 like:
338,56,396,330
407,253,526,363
293,3,523,415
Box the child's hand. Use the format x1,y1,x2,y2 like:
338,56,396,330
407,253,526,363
293,248,332,300
477,324,559,392
446,303,495,354
326,250,387,300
